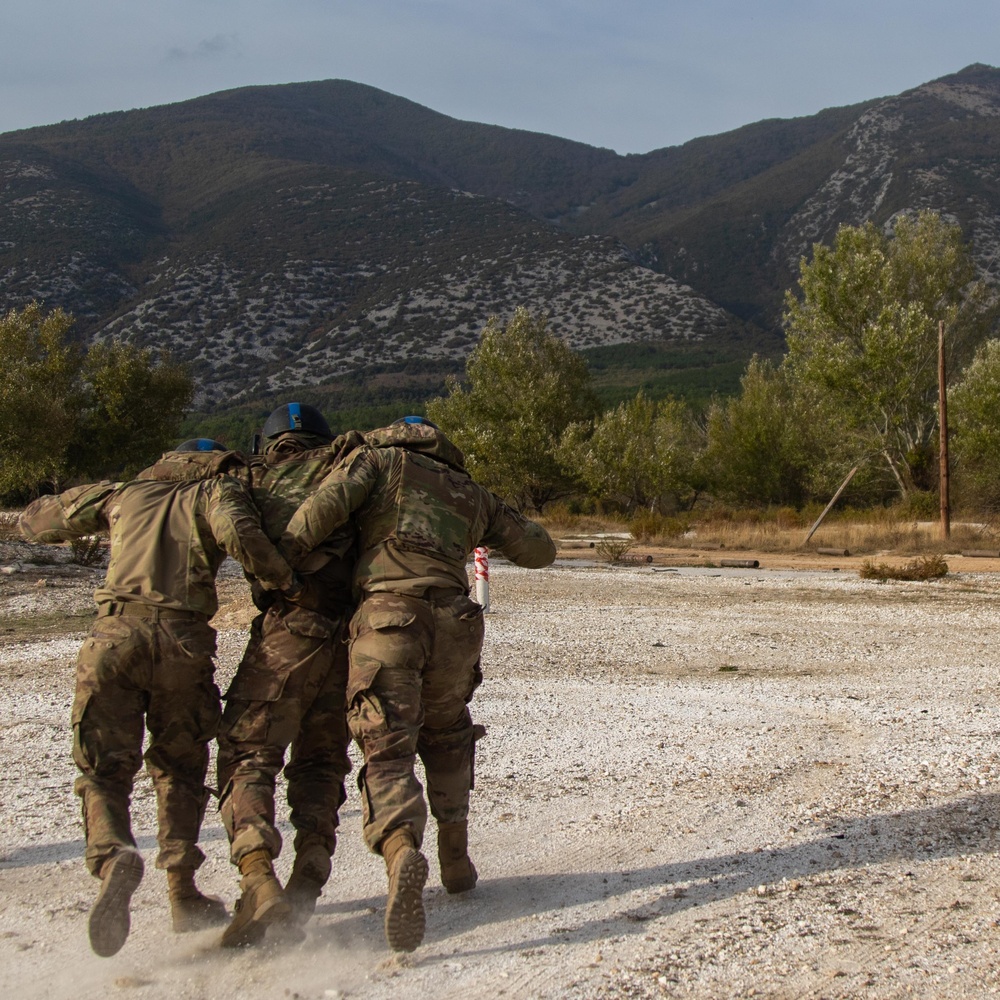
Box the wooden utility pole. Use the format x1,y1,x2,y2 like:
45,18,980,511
939,319,951,539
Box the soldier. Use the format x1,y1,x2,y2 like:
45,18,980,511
216,403,363,947
280,417,556,952
19,439,297,958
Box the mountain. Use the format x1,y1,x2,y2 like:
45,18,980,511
2,65,999,419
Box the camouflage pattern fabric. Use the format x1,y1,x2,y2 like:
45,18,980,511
72,613,221,875
216,430,362,866
20,452,292,880
346,591,484,851
280,423,557,597
280,423,555,855
20,459,293,616
217,601,350,863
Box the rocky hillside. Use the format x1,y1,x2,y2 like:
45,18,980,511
1,65,998,413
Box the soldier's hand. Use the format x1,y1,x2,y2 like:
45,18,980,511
250,578,277,612
281,572,309,604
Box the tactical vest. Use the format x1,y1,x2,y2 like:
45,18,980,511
391,450,482,563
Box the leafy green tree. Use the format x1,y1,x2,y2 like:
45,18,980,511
783,210,989,496
950,337,1000,510
426,307,597,510
700,357,817,507
75,341,194,479
559,392,698,512
0,303,193,499
0,304,80,497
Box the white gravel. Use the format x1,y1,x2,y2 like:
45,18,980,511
2,553,1000,999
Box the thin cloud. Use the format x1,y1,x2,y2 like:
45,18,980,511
166,34,240,62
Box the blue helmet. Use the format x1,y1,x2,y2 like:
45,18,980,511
262,402,333,440
393,415,439,429
175,438,227,452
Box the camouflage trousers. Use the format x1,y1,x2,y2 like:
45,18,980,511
71,607,221,877
347,590,485,854
217,602,351,865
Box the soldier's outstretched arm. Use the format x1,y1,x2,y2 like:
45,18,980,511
19,482,120,543
206,477,295,592
481,496,557,568
280,450,376,567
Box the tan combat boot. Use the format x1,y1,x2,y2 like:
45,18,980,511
437,820,478,894
88,848,144,958
381,827,429,953
220,849,291,948
284,838,333,924
167,867,229,932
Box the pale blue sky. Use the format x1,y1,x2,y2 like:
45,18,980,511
2,1,996,152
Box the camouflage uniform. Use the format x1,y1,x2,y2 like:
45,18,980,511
20,450,293,879
281,423,556,854
217,431,362,868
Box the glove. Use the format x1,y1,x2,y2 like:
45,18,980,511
281,572,308,603
250,578,277,612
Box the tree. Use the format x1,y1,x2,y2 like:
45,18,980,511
559,392,697,512
426,307,597,510
0,304,80,497
783,210,989,496
700,357,815,507
75,341,193,480
0,303,193,499
950,338,1000,511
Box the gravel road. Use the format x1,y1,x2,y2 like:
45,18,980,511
2,543,1000,999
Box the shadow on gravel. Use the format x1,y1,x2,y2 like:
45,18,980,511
414,792,1000,957
0,825,229,869
6,793,999,964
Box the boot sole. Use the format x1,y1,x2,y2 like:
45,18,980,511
89,851,144,958
220,893,292,948
385,848,429,953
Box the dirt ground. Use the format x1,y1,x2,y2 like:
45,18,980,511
2,539,1000,1000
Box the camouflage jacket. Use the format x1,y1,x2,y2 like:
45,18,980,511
20,450,293,617
280,422,556,597
247,430,364,614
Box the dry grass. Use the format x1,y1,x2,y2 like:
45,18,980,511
859,554,950,581
687,519,990,555
539,507,998,557
0,512,21,542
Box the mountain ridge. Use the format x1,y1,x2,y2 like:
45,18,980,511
1,64,998,416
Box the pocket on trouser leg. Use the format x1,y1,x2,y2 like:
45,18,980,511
72,688,144,786
163,619,218,660
219,699,271,747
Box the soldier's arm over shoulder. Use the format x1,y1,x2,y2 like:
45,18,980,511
481,496,557,568
280,446,376,567
206,476,295,591
19,482,120,543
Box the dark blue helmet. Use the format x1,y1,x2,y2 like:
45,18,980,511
175,438,228,452
393,415,439,429
262,402,333,440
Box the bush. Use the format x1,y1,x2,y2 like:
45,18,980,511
595,537,634,563
69,536,106,567
898,491,940,520
629,509,692,542
629,510,669,542
859,555,949,581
